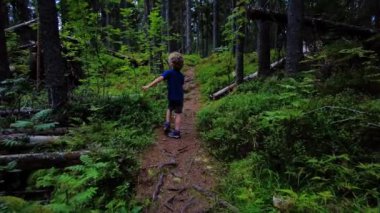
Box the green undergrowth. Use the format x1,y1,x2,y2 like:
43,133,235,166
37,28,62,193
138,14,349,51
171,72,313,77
1,65,166,212
197,43,380,212
195,52,258,99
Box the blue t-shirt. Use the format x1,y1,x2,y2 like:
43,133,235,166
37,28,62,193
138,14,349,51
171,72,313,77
161,69,184,101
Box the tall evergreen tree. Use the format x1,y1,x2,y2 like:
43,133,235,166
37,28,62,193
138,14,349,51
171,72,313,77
185,0,192,53
235,0,245,84
12,0,34,44
37,0,67,109
286,0,303,74
0,0,11,81
257,0,271,77
212,0,220,49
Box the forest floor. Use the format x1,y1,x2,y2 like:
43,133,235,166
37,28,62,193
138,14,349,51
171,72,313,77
136,67,220,212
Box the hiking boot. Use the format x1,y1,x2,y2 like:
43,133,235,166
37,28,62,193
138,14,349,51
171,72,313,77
168,130,181,139
164,122,170,135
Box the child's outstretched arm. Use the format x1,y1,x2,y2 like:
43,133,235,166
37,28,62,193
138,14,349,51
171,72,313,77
142,76,164,91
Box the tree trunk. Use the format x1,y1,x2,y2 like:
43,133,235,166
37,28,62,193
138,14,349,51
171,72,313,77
247,8,380,38
185,0,192,53
257,0,271,77
0,150,90,170
231,0,237,55
0,0,11,81
235,0,245,84
12,0,34,44
212,0,220,49
163,0,171,52
37,0,68,109
286,0,303,74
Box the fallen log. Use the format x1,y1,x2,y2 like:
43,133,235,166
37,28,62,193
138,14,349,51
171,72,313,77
0,150,90,170
247,8,379,37
0,134,60,147
1,128,68,136
5,19,38,32
0,108,40,117
1,189,51,200
210,58,285,100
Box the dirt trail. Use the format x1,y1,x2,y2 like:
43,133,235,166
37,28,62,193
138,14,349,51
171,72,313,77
136,67,219,212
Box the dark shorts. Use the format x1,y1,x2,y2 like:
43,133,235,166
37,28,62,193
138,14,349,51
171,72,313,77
168,100,183,114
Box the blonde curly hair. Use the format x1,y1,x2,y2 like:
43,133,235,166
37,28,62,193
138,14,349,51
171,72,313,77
168,52,184,70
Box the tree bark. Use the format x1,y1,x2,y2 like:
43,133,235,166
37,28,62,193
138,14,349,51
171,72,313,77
37,0,68,109
0,150,90,170
286,0,303,74
257,0,271,77
235,5,245,85
185,0,192,53
0,0,11,82
212,0,220,49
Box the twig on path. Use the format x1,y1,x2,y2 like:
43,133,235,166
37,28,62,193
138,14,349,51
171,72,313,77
171,171,183,178
165,194,176,204
152,173,165,201
158,158,177,170
143,159,177,170
185,157,195,175
180,197,196,213
164,203,174,212
178,145,189,153
192,184,239,213
160,148,176,158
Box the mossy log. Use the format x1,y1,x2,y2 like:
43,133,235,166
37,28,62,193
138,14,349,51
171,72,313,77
1,128,68,135
0,150,90,170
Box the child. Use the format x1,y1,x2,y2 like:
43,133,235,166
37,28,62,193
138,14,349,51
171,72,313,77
142,52,184,139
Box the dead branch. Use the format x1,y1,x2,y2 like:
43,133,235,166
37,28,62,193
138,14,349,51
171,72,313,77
5,19,38,32
247,8,380,37
211,58,285,100
152,173,165,201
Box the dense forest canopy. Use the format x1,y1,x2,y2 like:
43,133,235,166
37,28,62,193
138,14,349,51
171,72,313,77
0,0,379,212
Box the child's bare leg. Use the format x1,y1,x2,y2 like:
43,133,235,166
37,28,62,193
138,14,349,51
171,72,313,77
174,113,181,131
166,109,171,123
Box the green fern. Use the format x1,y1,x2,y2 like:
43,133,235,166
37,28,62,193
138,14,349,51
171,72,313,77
1,139,25,147
10,120,33,129
70,187,98,206
31,109,53,123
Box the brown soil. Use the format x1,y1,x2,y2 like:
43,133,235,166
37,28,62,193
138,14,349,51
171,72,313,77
136,67,219,213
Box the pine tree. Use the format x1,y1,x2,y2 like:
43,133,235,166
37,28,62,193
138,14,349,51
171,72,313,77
286,0,303,74
257,0,271,77
0,0,11,81
37,0,67,109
